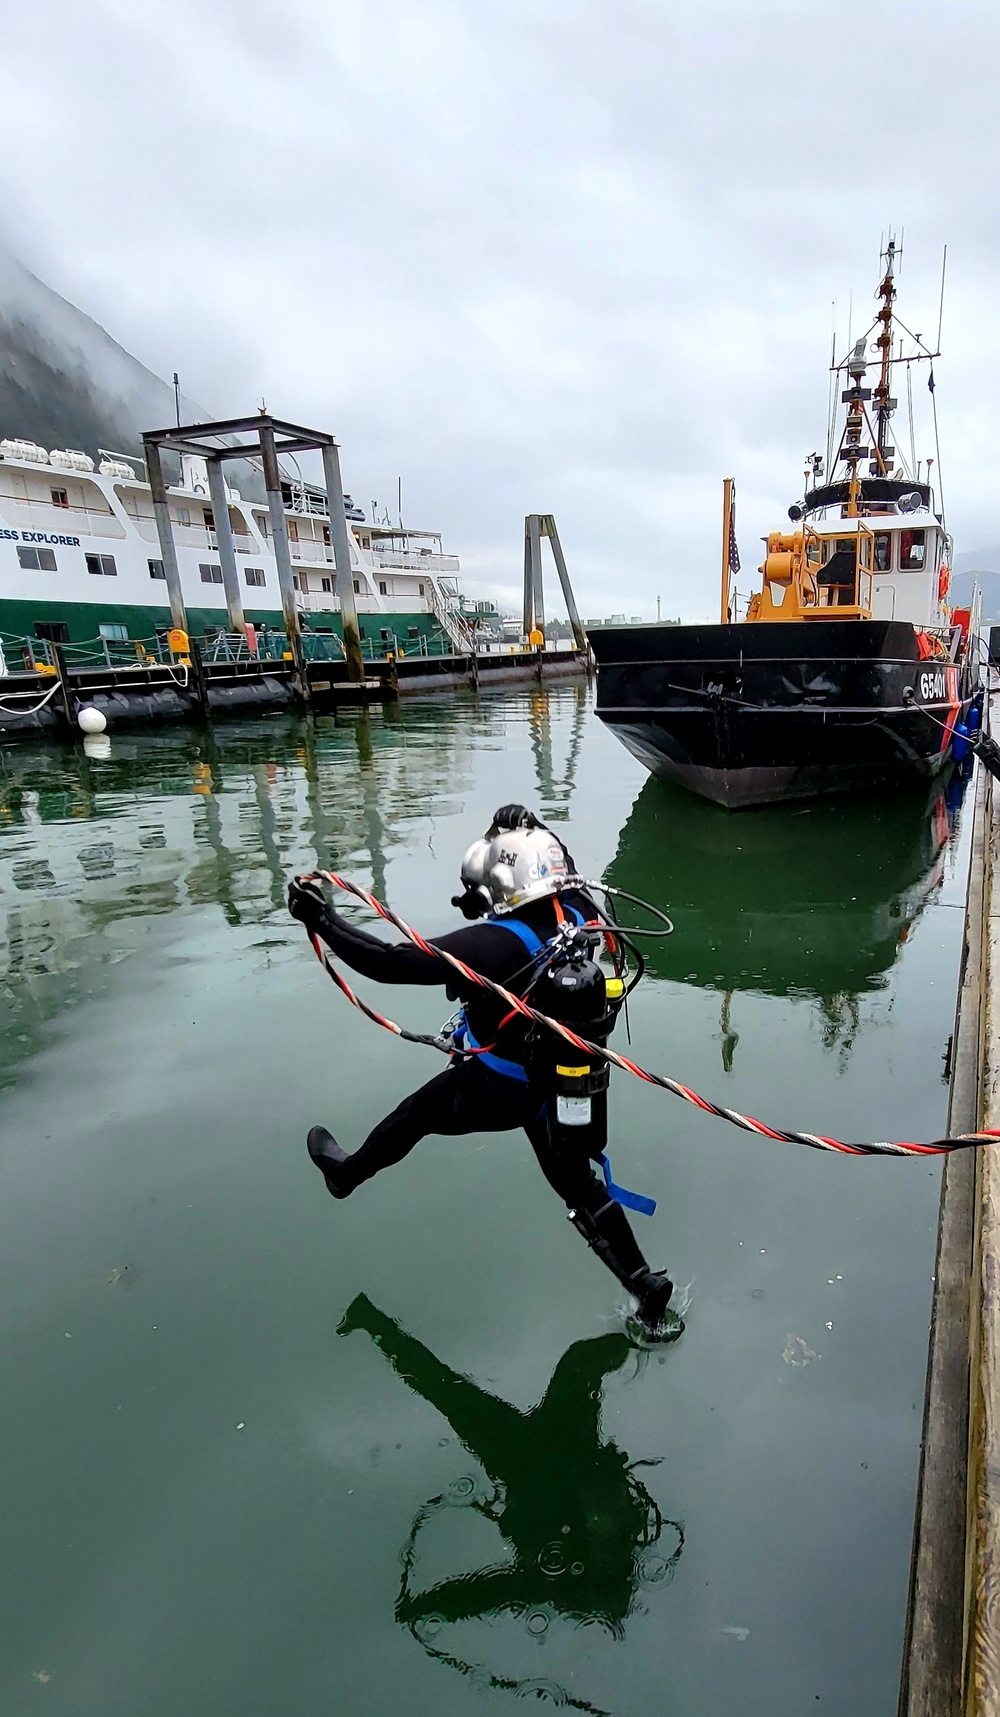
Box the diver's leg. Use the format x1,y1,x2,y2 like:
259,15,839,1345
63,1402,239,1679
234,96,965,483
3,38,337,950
338,1294,527,1480
310,1061,532,1198
309,1066,470,1197
524,1112,673,1329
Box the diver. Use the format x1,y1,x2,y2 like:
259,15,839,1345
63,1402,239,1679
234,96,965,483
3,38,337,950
287,804,674,1331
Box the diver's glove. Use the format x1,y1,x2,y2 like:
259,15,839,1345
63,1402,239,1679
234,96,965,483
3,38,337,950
287,875,329,928
489,803,541,833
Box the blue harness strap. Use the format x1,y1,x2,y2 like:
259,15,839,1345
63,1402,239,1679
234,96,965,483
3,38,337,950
457,1019,530,1082
453,909,656,1215
451,906,587,1082
600,1152,656,1217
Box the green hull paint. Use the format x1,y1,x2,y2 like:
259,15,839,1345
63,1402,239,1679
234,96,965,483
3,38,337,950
0,597,447,650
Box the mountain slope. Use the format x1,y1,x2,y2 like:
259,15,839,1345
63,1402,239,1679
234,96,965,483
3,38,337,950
0,247,205,459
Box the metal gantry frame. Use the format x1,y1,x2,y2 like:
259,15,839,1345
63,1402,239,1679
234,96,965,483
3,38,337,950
521,514,586,652
142,413,364,682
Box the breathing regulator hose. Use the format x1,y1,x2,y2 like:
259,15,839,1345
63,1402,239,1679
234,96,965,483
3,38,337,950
296,870,1000,1162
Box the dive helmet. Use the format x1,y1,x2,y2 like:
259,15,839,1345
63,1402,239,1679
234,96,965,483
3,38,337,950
457,813,572,914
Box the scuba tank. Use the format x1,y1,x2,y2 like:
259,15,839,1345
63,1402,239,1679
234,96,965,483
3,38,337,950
530,934,626,1155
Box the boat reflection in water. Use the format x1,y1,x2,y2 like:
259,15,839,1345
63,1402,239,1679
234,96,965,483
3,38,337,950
605,773,964,1066
338,1294,682,1715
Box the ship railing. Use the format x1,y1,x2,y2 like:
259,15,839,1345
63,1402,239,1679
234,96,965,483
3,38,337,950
370,552,461,574
0,630,58,674
0,625,475,679
289,540,334,563
1,496,122,533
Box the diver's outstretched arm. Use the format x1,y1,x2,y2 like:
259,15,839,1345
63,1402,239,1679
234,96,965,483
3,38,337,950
339,1295,526,1480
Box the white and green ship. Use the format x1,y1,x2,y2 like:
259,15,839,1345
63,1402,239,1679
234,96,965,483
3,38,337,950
0,437,472,658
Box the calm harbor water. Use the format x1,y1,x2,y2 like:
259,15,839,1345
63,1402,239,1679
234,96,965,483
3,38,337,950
0,685,972,1717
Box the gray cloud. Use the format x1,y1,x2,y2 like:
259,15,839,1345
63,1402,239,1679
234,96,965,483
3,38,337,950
1,0,997,618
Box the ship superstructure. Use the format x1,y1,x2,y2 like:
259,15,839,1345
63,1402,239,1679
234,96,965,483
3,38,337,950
0,439,471,655
743,240,954,633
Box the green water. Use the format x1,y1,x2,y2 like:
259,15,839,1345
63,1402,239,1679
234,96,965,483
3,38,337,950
0,686,971,1717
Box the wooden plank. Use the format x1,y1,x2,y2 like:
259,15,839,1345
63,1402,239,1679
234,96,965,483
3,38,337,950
899,757,987,1716
967,743,1000,1716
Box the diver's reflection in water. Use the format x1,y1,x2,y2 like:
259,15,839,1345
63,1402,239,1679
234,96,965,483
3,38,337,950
338,1294,682,1711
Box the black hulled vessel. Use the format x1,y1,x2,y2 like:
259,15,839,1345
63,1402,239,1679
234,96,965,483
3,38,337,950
590,242,982,808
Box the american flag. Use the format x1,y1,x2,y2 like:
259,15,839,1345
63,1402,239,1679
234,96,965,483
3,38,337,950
728,482,741,576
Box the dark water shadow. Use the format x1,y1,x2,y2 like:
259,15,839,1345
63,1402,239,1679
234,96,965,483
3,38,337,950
604,769,970,1070
338,1294,681,1712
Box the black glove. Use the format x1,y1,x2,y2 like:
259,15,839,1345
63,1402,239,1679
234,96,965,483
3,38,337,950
489,803,540,834
288,875,328,927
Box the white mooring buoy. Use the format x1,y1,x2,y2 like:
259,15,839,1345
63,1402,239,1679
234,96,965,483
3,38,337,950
77,706,107,735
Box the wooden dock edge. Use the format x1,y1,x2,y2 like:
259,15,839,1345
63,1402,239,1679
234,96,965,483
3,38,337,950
899,748,992,1717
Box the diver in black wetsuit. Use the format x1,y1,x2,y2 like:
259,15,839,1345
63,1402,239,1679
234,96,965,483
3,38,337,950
288,804,673,1330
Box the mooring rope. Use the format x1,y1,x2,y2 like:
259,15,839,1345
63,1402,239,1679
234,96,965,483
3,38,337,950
298,870,1000,1161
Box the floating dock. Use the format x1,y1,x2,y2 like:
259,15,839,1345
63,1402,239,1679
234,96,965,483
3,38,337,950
901,694,1000,1715
0,636,588,739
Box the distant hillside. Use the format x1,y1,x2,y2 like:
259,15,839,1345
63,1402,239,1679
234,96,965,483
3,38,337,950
955,546,1000,577
0,248,263,499
952,568,1000,620
0,247,208,460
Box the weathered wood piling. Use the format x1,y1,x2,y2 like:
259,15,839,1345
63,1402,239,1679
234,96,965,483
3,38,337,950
900,703,1000,1716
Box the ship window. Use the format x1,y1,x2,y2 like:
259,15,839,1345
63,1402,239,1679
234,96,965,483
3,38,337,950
18,546,57,571
818,540,855,589
148,558,166,579
900,529,926,570
353,579,361,594
873,533,892,572
199,563,223,584
34,620,69,644
99,623,128,641
244,567,266,587
202,507,215,532
379,580,388,595
50,487,69,509
321,577,332,593
178,507,191,527
287,518,299,542
85,552,117,576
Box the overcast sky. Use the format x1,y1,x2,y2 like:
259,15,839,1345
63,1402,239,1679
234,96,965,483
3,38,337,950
1,0,998,620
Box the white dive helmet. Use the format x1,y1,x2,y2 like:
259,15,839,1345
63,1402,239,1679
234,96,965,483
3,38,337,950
459,838,492,891
482,825,571,909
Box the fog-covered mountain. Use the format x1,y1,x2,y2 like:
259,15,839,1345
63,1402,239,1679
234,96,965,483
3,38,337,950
954,546,1000,577
0,248,265,500
952,568,1000,622
0,246,208,460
